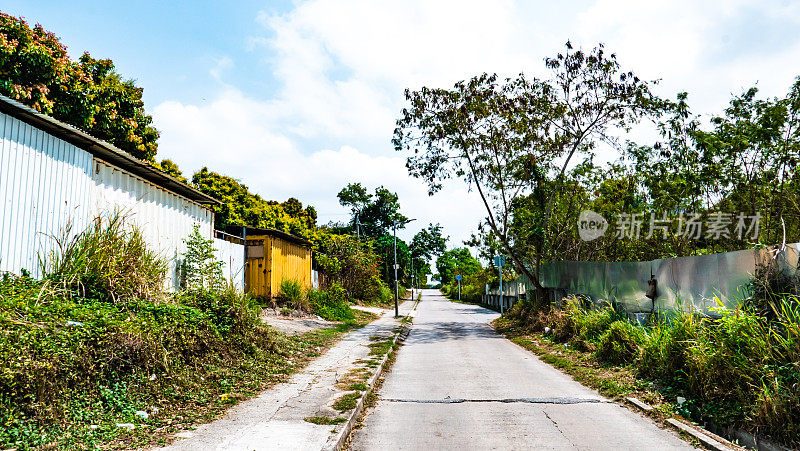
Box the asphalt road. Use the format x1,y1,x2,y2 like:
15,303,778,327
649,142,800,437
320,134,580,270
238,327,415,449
350,289,694,450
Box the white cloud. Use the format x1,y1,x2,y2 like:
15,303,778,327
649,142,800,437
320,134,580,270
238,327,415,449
574,0,800,111
209,56,234,81
153,0,800,252
153,87,486,245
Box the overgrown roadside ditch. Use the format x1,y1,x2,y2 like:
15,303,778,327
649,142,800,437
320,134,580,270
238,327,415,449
492,316,787,451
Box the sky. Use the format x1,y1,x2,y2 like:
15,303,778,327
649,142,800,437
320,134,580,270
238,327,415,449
5,0,800,249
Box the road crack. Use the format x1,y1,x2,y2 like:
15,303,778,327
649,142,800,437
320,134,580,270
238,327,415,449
543,410,578,449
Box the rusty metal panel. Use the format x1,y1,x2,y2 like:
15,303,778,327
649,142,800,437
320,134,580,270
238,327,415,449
246,245,264,259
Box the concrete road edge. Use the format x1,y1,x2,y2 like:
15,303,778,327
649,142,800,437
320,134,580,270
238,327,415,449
322,300,417,451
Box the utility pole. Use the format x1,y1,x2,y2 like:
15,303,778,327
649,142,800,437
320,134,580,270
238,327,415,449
410,257,415,300
498,264,503,314
393,218,416,317
393,224,398,316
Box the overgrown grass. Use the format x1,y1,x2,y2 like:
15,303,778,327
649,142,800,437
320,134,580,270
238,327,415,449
304,416,347,425
503,296,800,447
0,217,375,450
41,213,168,302
279,279,309,312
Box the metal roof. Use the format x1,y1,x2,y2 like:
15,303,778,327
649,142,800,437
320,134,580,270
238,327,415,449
224,225,312,247
0,94,220,206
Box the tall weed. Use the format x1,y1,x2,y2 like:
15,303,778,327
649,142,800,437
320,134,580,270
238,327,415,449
41,213,167,302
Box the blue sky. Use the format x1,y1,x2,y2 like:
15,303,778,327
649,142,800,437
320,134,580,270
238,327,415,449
5,0,800,250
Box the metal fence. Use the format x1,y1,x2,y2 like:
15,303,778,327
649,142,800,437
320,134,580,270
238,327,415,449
533,243,800,315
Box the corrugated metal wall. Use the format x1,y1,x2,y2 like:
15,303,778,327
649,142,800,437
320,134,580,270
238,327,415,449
538,243,800,315
1,112,94,277
92,160,213,289
0,111,214,289
269,236,312,293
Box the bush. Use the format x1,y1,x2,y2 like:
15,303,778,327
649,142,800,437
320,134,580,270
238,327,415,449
279,279,309,311
378,284,393,305
571,302,625,342
508,295,800,445
638,312,700,382
0,275,282,448
308,283,355,322
315,234,383,304
595,320,643,365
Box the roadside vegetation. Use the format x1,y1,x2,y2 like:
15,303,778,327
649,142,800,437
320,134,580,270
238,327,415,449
498,273,800,447
436,248,489,304
393,38,800,448
0,216,378,450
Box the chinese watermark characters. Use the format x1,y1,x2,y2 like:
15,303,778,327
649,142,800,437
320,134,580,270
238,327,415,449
577,210,761,242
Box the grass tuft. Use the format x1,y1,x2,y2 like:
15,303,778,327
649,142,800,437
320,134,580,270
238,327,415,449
304,416,347,425
332,392,361,412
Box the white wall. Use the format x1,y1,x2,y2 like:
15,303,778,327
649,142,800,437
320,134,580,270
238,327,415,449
0,112,94,277
214,237,245,291
0,111,214,289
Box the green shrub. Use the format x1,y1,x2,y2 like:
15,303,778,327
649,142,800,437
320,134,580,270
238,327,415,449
595,320,643,365
377,284,393,305
308,283,355,322
0,275,282,448
571,302,624,342
638,312,700,383
504,292,800,445
279,279,309,311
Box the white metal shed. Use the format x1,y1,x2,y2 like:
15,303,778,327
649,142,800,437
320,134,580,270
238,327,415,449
0,94,220,290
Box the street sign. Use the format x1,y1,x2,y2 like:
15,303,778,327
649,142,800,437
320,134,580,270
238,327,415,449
493,255,506,267
456,274,462,281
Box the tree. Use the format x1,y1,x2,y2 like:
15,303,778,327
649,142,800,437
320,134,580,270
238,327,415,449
436,248,482,285
409,223,448,284
410,223,448,261
338,183,407,238
182,225,224,290
155,159,187,183
395,42,666,306
373,234,410,286
316,233,383,302
337,182,371,236
0,13,159,161
192,167,318,240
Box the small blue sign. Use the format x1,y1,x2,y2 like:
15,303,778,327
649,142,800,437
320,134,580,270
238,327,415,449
456,275,462,281
494,255,506,267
